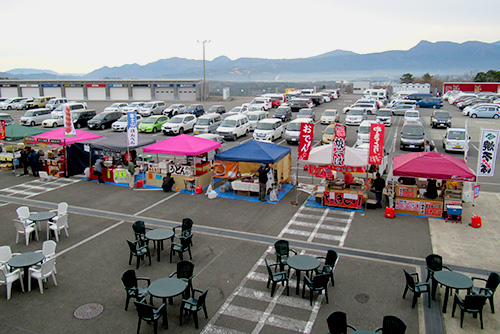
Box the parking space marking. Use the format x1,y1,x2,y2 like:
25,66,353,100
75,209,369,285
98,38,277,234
0,177,82,199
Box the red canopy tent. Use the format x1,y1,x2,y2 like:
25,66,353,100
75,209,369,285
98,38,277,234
393,151,476,182
143,134,220,155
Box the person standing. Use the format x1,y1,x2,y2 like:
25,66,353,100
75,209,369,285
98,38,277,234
424,140,432,152
162,173,175,192
127,159,136,189
94,157,105,184
371,172,386,208
20,147,30,176
258,163,270,202
28,149,40,177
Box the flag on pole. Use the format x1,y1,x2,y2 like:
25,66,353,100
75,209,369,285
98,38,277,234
368,123,385,165
127,112,138,147
0,120,5,140
332,124,346,167
477,128,500,177
63,104,76,137
298,122,314,160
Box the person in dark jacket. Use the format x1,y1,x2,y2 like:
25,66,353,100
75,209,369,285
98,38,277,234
162,173,175,192
257,163,271,202
371,172,386,208
28,149,40,177
20,147,30,176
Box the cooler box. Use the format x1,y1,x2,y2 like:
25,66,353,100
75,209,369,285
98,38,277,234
446,205,462,216
385,207,395,218
366,199,377,210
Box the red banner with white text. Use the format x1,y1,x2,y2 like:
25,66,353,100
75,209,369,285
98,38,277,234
298,122,315,160
0,120,5,140
368,123,385,165
333,124,346,167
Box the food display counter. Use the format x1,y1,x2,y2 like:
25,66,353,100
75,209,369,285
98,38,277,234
323,188,365,209
89,166,128,184
231,179,260,195
394,197,444,218
145,160,213,190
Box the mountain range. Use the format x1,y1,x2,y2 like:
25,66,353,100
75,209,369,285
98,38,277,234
3,40,500,81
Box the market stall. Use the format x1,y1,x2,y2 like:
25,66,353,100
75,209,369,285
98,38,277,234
75,133,156,183
214,140,291,196
299,144,369,209
392,151,476,218
0,124,49,170
30,128,102,177
142,134,221,190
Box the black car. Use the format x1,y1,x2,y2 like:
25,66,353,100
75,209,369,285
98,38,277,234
87,111,122,130
273,106,292,121
430,111,451,128
185,104,205,117
288,99,310,112
72,110,96,129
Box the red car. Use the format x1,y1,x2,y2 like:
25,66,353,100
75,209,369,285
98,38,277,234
270,98,280,108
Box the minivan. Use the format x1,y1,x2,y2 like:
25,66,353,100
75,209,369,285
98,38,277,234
20,108,52,126
247,111,268,131
216,114,250,140
26,96,55,109
253,118,284,142
356,120,377,145
72,110,97,129
46,98,68,110
138,101,166,117
400,121,425,151
87,111,122,130
285,118,314,144
207,105,226,114
193,113,222,134
0,112,14,125
443,128,469,153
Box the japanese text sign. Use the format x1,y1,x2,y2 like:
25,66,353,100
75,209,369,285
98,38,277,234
368,123,385,165
474,185,480,198
332,124,346,167
298,122,314,160
477,129,499,177
127,112,138,147
0,120,5,140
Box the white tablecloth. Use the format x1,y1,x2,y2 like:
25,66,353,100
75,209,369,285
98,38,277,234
231,180,260,192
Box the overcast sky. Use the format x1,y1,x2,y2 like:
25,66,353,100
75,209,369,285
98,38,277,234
1,0,499,74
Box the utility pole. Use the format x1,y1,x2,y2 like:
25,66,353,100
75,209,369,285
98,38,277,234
197,40,210,100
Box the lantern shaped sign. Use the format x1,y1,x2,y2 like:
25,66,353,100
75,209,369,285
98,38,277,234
63,104,76,137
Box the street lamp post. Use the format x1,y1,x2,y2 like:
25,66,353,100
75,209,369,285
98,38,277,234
197,40,210,100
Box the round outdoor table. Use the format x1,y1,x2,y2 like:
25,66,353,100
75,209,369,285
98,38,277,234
148,277,187,329
287,255,320,295
145,229,174,262
29,211,57,234
7,252,45,287
434,270,473,313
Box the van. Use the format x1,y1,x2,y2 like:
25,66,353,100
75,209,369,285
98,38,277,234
46,98,68,110
253,118,284,142
72,110,97,129
19,108,52,126
0,113,14,125
389,99,417,109
247,111,268,131
138,101,166,117
285,118,314,144
400,120,425,151
193,113,222,134
87,111,122,130
26,96,55,109
405,93,433,102
356,120,377,145
442,128,469,153
216,114,250,140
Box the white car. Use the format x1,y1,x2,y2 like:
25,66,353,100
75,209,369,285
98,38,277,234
343,103,377,115
356,120,377,145
161,114,197,135
42,115,64,128
462,103,497,116
320,93,331,103
253,118,284,142
104,103,128,113
121,102,146,114
285,118,314,144
320,109,339,124
250,98,271,111
112,114,144,132
345,108,367,126
443,127,469,153
1,97,26,110
163,104,186,116
404,110,420,123
247,111,268,131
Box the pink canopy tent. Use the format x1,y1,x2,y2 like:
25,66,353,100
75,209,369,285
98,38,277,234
142,134,221,156
33,128,102,145
393,151,476,182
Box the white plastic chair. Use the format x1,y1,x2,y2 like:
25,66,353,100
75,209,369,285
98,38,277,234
47,215,69,242
35,240,57,274
28,258,57,294
16,206,40,231
0,265,24,299
50,202,69,229
14,219,39,246
0,246,20,271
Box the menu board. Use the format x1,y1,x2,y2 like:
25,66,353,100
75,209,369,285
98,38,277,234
396,185,418,198
324,191,363,209
395,198,443,218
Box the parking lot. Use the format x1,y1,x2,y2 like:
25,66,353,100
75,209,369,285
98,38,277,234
1,95,499,333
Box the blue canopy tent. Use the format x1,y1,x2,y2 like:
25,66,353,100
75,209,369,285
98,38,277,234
214,140,291,183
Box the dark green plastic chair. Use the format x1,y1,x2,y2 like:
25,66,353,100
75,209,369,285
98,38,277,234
132,221,151,247
326,311,357,334
170,233,193,263
264,259,289,297
425,254,451,299
180,288,209,329
174,218,194,245
134,300,165,334
316,249,339,286
169,260,195,298
302,273,330,306
274,240,296,272
452,293,488,329
470,272,499,313
121,269,150,311
375,315,407,333
403,269,431,308
127,240,151,269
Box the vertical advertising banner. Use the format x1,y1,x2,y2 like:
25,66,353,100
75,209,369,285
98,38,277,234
477,128,500,176
0,120,5,140
332,124,346,167
127,112,138,147
298,122,315,160
63,104,76,137
368,123,385,165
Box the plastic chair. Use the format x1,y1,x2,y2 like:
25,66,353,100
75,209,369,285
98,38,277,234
121,269,151,311
173,218,194,245
316,249,339,286
169,260,195,298
402,269,431,308
14,219,38,245
425,254,451,299
170,234,193,263
0,265,24,300
132,221,151,247
16,206,39,231
134,300,165,334
264,259,289,297
452,293,488,329
326,311,357,334
0,246,20,270
127,240,151,269
180,288,209,329
302,273,330,306
274,240,297,272
47,214,69,241
375,315,407,333
35,240,57,274
28,258,57,294
470,272,499,313
50,202,69,227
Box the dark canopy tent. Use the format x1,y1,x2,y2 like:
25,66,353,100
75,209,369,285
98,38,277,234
3,124,49,141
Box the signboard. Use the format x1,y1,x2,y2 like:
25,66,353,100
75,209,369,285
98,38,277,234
108,84,128,87
24,136,36,144
396,185,418,198
0,120,5,140
63,84,82,87
49,139,62,145
298,123,314,160
42,84,61,87
395,198,443,218
443,82,500,93
474,185,480,198
85,84,105,87
127,112,138,147
477,128,500,176
332,124,346,167
19,84,39,87
368,123,385,165
63,104,76,137
168,164,192,176
324,191,363,209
